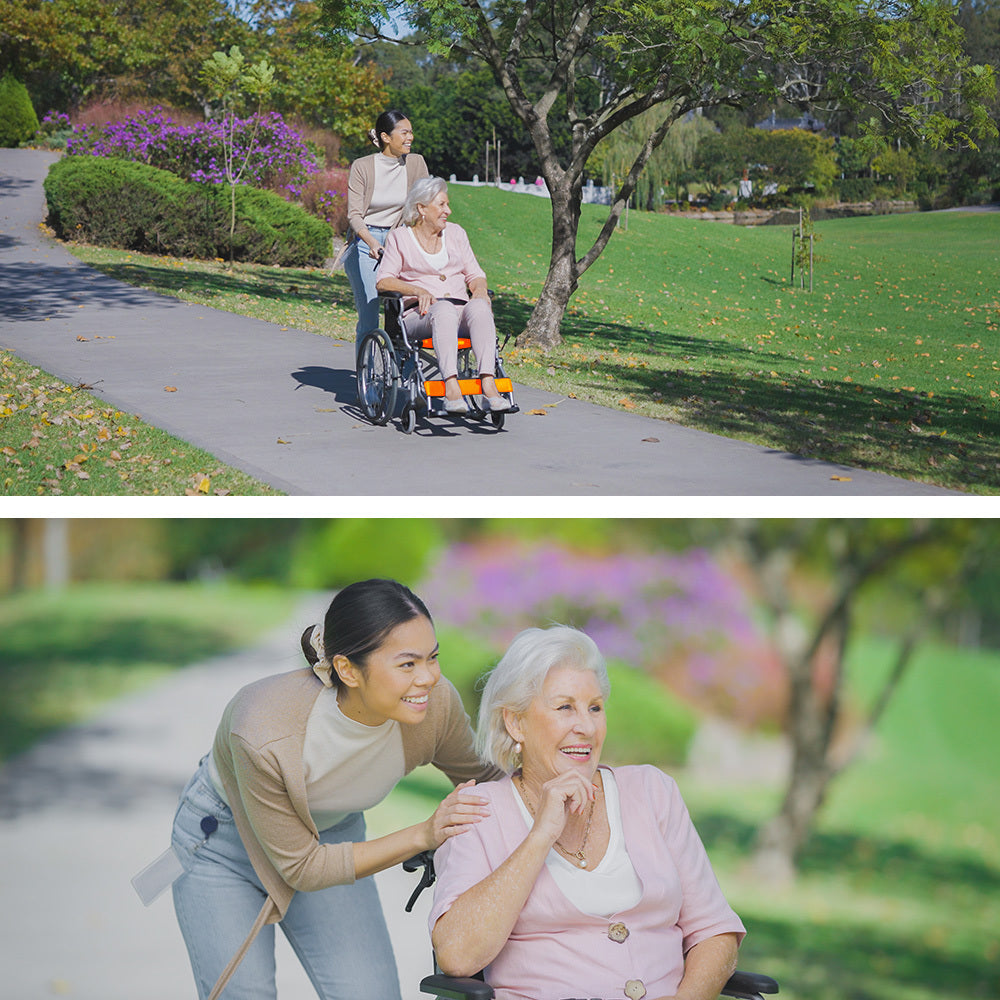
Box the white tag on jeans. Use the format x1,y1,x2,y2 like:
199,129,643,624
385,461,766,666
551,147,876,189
131,845,185,906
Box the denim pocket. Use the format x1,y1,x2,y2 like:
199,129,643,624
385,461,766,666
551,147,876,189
171,766,234,869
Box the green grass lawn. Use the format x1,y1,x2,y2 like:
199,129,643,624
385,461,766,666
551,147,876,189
64,188,999,492
0,350,281,495
0,581,297,760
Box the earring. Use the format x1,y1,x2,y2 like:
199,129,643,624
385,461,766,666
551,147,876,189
514,742,521,755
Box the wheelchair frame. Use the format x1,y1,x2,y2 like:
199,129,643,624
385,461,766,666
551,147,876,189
403,852,779,1000
355,292,518,434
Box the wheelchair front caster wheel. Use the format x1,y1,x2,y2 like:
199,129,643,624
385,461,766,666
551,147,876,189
401,405,417,434
490,411,505,430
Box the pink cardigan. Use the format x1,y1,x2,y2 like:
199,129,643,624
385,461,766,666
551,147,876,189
378,221,487,303
428,766,745,1000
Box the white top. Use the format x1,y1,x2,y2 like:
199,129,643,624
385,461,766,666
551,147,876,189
513,768,643,918
209,687,405,831
365,155,409,228
406,226,449,272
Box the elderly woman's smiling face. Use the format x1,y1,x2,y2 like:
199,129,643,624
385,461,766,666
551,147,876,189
507,664,607,783
419,189,451,233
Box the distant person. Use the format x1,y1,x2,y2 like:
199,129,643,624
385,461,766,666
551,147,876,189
376,176,511,413
170,579,496,1000
429,625,745,1000
344,111,429,359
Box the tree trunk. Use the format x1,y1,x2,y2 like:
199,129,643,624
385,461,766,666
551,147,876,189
519,180,581,349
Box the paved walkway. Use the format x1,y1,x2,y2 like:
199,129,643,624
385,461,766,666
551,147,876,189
0,596,439,1000
0,148,957,496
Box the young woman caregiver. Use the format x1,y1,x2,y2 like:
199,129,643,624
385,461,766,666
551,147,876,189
170,578,497,1000
344,110,429,358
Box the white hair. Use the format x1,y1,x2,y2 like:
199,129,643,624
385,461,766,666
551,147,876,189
475,625,610,774
401,176,448,226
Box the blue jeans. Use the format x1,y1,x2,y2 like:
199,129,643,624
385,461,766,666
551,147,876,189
343,227,391,360
171,758,401,1000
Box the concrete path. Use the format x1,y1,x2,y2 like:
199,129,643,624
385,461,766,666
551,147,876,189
0,595,439,1000
0,148,958,496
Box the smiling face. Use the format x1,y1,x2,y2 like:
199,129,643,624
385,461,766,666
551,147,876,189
419,189,451,233
334,615,441,727
381,118,413,158
505,664,607,783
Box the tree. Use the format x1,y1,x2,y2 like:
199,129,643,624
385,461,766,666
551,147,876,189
199,45,275,265
320,0,996,349
0,0,249,112
718,518,993,882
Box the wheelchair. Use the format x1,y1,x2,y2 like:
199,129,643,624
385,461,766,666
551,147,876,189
403,852,779,1000
355,292,518,434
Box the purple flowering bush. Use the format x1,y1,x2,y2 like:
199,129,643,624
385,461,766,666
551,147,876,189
300,167,349,234
66,107,320,198
421,541,785,729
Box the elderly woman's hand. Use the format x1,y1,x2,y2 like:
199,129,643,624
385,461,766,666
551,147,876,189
423,779,490,849
530,770,598,846
414,289,436,316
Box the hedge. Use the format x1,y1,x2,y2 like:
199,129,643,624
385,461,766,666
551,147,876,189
44,155,331,266
0,74,40,147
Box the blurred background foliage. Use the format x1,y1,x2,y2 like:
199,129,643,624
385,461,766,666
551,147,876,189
1,516,999,999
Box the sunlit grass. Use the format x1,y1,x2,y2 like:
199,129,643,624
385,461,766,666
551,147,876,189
0,350,279,495
0,582,297,759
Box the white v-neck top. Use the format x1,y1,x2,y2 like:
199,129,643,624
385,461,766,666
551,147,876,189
513,768,643,917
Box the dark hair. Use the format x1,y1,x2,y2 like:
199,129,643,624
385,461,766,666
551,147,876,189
300,579,432,685
371,110,409,149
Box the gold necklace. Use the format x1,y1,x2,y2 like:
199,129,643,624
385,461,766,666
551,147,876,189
411,226,447,281
516,773,595,868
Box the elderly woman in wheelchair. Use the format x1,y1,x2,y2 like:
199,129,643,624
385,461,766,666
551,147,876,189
376,176,511,414
424,625,757,1000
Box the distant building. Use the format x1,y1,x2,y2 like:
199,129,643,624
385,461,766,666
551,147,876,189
754,110,825,132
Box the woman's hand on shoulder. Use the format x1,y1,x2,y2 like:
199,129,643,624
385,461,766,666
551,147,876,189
424,779,490,850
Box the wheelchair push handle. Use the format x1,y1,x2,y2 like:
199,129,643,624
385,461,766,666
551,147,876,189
403,850,437,912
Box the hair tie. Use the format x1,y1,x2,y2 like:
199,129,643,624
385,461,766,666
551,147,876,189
309,623,335,687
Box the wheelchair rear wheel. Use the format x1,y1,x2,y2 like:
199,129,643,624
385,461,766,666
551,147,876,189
357,329,398,426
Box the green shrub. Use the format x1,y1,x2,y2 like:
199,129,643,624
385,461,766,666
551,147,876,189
43,155,331,265
0,74,40,147
289,519,447,590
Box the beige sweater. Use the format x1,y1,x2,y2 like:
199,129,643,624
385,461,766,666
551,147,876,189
212,667,498,924
346,151,429,236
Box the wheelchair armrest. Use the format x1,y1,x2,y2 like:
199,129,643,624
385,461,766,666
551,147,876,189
420,973,494,1000
721,970,779,998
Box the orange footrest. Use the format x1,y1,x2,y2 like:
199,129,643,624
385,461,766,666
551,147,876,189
421,338,472,350
424,378,514,397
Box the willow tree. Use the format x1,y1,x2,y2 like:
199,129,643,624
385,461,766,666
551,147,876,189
320,0,995,349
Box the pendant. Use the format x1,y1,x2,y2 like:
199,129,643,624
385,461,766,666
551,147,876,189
578,857,587,868
608,922,629,944
625,980,646,1000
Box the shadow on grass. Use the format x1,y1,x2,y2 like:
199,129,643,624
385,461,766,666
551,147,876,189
491,296,997,491
0,611,240,760
696,812,1000,894
694,813,1000,999
89,259,346,303
739,909,997,1000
